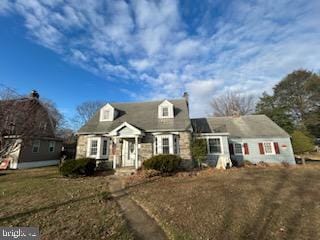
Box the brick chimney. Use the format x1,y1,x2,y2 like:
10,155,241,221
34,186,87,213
182,92,189,102
30,90,40,99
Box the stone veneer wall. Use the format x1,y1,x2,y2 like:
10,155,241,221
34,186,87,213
76,135,88,159
179,131,193,169
179,131,192,160
140,143,153,162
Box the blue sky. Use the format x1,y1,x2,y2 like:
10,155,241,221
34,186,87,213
0,0,320,122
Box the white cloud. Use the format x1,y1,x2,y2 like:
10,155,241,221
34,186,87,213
1,0,320,116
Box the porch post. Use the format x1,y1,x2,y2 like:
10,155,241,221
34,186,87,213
112,138,116,169
135,136,138,169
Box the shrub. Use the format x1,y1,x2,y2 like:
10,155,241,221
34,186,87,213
191,138,207,168
143,154,182,173
60,158,96,177
291,130,314,154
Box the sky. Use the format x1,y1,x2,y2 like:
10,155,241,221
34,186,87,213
0,0,319,123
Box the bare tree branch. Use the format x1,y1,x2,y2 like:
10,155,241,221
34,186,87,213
210,91,256,117
73,101,106,129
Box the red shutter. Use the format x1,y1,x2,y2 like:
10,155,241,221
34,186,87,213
229,143,234,155
274,142,280,154
244,143,249,155
258,143,264,155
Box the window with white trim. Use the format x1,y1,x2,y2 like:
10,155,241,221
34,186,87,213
234,143,242,155
174,136,179,154
162,138,170,154
32,140,40,153
162,107,169,117
158,100,174,119
90,140,98,156
99,104,115,122
208,138,221,154
154,135,179,155
48,141,55,152
102,139,108,156
102,110,110,120
263,142,274,155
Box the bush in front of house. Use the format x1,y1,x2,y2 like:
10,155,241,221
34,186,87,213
60,158,96,177
143,154,182,173
191,138,207,168
291,130,314,154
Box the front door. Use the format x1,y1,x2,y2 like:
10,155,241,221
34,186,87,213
122,139,136,167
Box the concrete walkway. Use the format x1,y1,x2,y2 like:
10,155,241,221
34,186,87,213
108,176,168,240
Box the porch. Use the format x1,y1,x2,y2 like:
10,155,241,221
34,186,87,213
109,122,146,170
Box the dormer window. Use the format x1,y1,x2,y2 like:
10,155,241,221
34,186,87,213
162,107,169,117
100,103,116,122
158,100,174,119
102,110,110,120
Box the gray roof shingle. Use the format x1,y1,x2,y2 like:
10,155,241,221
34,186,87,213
191,115,290,138
78,99,191,133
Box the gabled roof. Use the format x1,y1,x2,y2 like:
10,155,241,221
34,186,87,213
191,115,290,138
0,97,56,138
78,98,191,134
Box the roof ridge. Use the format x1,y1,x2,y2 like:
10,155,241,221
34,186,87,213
109,98,186,105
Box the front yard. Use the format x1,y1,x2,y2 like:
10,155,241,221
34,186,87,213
1,165,320,240
128,166,320,240
0,167,133,240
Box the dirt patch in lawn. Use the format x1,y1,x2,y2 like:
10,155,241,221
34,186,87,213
0,167,133,240
128,165,320,240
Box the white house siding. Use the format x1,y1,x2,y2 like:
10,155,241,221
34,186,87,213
229,137,295,165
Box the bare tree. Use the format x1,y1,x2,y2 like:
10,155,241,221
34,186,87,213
210,91,255,117
73,101,105,129
0,85,20,100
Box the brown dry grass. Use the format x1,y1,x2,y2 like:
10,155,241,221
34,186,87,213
0,167,133,240
128,165,320,240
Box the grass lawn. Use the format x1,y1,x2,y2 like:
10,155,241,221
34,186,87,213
0,167,133,240
128,166,320,240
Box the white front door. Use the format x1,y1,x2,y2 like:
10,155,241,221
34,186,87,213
122,139,136,167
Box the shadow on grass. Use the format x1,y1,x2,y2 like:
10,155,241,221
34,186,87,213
0,193,105,223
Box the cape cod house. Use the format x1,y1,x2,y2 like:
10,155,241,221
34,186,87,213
76,95,295,169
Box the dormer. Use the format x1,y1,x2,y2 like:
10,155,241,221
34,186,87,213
158,100,174,119
99,103,116,122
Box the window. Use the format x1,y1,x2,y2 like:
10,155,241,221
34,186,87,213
154,137,158,154
162,107,169,117
48,141,55,152
99,104,115,122
154,135,178,155
103,110,110,120
173,136,179,154
39,122,47,131
102,140,108,156
158,100,174,118
208,138,221,154
90,140,98,156
234,143,242,155
263,142,274,154
162,138,170,154
32,140,40,153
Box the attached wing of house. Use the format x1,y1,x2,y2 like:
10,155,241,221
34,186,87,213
192,115,295,166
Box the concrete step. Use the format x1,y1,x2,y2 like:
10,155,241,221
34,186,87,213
115,167,136,176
